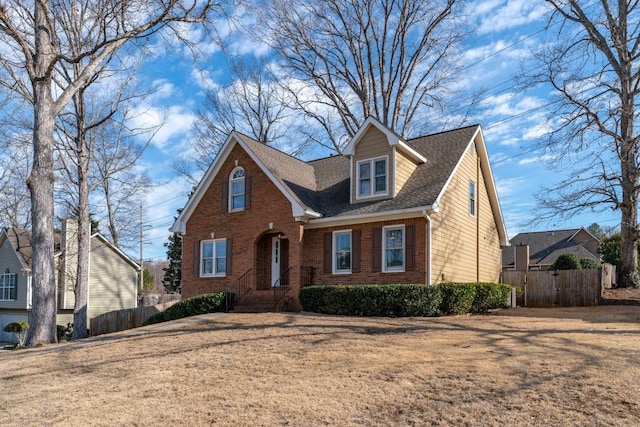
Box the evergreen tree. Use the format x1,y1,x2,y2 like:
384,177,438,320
163,231,182,294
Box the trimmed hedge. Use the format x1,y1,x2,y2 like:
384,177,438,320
439,283,476,315
300,283,510,317
299,285,442,317
142,292,234,326
471,283,512,313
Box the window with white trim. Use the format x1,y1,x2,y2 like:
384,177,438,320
357,156,388,198
201,239,227,277
383,225,405,272
0,268,17,300
333,230,352,274
229,167,246,211
469,180,476,217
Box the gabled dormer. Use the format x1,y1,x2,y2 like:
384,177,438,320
343,117,426,204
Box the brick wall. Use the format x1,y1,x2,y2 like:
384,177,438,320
182,143,302,298
302,217,427,285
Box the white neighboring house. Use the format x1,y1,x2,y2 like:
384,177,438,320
0,219,139,342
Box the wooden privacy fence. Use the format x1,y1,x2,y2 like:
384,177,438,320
90,300,180,337
501,268,604,308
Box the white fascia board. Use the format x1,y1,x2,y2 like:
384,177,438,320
235,138,320,220
343,116,405,156
91,233,141,270
1,229,29,272
170,132,319,234
473,127,509,246
304,206,433,230
430,126,508,246
397,141,427,163
170,132,240,235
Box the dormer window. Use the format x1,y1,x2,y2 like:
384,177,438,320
357,156,388,198
229,167,245,211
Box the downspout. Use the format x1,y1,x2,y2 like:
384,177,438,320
476,152,481,283
422,209,433,285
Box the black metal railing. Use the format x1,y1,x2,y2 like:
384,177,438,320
273,266,292,310
300,266,315,287
233,268,253,304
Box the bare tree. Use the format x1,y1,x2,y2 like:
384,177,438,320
526,1,640,287
181,57,295,181
0,133,32,229
55,67,156,339
261,0,463,152
0,0,218,345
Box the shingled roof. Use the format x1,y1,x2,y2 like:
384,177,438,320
502,228,600,267
172,120,507,244
2,228,62,269
289,125,479,217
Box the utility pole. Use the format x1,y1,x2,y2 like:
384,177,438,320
139,205,144,294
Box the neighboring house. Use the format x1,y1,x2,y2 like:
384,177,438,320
171,117,509,311
0,219,139,342
502,228,601,271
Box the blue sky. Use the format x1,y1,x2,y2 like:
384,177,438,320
130,0,620,261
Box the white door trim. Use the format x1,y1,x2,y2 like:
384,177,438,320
271,236,280,287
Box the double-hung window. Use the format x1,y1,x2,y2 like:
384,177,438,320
201,239,227,277
333,230,352,274
357,156,388,198
229,167,245,211
0,269,17,300
383,225,404,272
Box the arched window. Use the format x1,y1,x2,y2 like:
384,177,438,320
229,167,246,211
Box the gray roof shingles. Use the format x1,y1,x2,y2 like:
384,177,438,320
236,125,479,218
4,228,62,269
502,229,599,266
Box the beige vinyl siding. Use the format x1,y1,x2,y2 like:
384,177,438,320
394,148,418,195
0,236,29,310
59,220,78,309
430,143,501,283
87,237,137,321
352,126,393,203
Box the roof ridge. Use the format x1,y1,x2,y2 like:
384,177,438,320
513,228,581,236
405,124,480,142
234,131,310,166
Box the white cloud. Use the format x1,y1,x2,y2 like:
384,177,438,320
472,0,549,34
518,153,555,165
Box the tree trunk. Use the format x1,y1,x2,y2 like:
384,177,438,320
618,76,638,287
26,2,58,346
72,91,90,339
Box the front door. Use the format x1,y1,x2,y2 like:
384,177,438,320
271,236,281,287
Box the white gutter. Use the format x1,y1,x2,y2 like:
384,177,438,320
422,209,434,285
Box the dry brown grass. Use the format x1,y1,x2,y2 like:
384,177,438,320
2,307,640,426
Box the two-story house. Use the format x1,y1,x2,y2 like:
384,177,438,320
0,219,139,341
171,117,508,311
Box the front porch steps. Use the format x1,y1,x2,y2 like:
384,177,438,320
233,289,277,313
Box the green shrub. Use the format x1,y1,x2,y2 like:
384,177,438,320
579,258,601,269
299,284,442,317
438,283,476,315
142,292,234,326
300,283,511,317
550,253,582,270
471,283,512,313
3,321,29,347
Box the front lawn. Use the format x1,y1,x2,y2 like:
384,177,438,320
1,307,639,425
